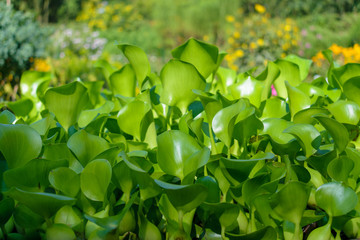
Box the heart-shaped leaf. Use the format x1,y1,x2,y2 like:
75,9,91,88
343,76,360,106
20,71,51,100
313,115,349,153
80,159,112,202
118,44,151,88
44,81,90,131
0,124,42,169
160,59,206,113
273,59,301,98
328,100,360,125
172,38,218,79
49,167,80,197
327,156,354,183
284,55,312,81
67,130,110,167
261,97,287,120
78,101,114,128
228,76,264,107
109,64,136,97
0,110,15,124
226,226,277,240
315,182,358,217
157,130,210,181
285,82,311,120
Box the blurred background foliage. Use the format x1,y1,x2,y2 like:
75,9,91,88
1,0,360,101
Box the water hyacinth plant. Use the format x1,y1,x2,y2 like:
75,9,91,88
1,38,360,240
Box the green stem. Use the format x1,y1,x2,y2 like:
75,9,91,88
250,208,256,233
208,123,218,154
45,218,52,228
221,225,226,239
178,210,184,231
283,155,292,183
293,222,301,240
227,147,231,159
1,225,7,240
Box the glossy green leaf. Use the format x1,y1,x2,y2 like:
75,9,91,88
332,63,360,86
226,226,277,240
313,115,349,153
54,205,82,229
20,71,51,100
0,110,15,124
67,130,110,167
83,81,105,107
80,159,112,202
6,98,34,117
46,223,76,240
172,38,218,79
160,59,206,113
112,161,136,200
118,44,151,87
49,167,80,197
261,97,287,120
286,81,311,119
284,55,312,81
78,101,114,128
138,213,162,240
316,182,358,217
117,100,152,141
196,176,220,203
109,64,136,97
212,100,246,147
228,76,263,107
155,180,208,213
44,81,90,131
0,124,42,169
283,123,321,157
216,67,237,93
256,61,281,100
327,156,354,182
307,221,332,240
273,59,301,98
329,99,360,125
271,181,310,225
0,198,14,225
293,108,329,125
343,76,360,109
94,59,116,82
6,188,76,219
4,159,67,190
157,130,210,181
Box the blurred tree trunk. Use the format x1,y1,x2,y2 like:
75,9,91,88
43,0,50,23
6,0,11,6
34,0,42,22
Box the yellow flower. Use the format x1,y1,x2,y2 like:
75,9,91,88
228,37,235,44
124,5,133,12
282,43,290,51
281,53,286,58
241,43,248,49
284,33,291,40
291,39,298,46
203,35,209,41
226,15,235,23
254,4,266,13
284,24,291,32
34,58,51,72
250,42,257,49
257,38,264,46
233,31,241,39
276,30,283,37
235,49,244,58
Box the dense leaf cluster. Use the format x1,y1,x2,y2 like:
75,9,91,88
1,39,360,239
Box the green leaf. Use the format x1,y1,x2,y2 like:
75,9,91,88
54,205,82,229
261,97,287,120
341,78,360,108
271,181,310,225
293,108,329,125
212,100,246,147
80,159,112,202
316,182,358,217
49,167,80,197
4,159,67,191
155,180,208,213
256,61,280,101
109,64,136,97
44,81,90,131
94,59,116,82
283,123,321,157
0,198,14,226
226,226,277,240
0,110,15,124
67,130,110,167
0,124,42,169
284,55,312,81
285,81,311,120
138,213,162,240
118,44,151,88
332,63,360,86
46,223,76,240
13,204,44,229
20,71,51,100
307,221,332,240
157,130,210,181
160,59,206,113
273,59,301,98
78,101,114,128
313,115,349,153
6,188,76,219
172,38,218,79
195,176,220,203
6,98,34,117
328,100,360,125
327,156,354,182
228,76,264,108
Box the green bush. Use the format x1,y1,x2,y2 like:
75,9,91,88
0,3,51,100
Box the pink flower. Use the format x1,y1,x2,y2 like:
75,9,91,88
271,85,277,96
